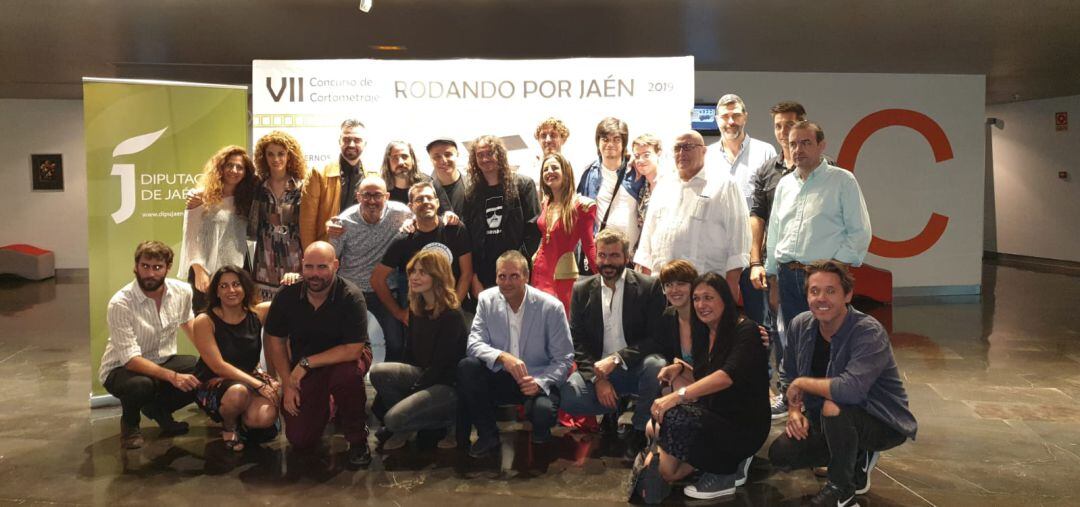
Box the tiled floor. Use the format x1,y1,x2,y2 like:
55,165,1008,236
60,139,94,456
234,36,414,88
0,263,1077,506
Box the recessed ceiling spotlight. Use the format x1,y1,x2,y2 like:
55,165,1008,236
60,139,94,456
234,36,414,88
358,0,372,13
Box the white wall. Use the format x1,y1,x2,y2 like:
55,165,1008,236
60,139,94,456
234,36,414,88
986,95,1080,263
696,72,986,291
0,99,87,269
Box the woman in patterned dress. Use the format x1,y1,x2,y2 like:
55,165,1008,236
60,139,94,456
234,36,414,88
248,131,307,301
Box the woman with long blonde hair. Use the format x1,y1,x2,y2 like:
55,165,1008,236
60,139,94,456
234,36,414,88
178,145,258,312
530,152,597,315
369,249,468,450
248,130,308,300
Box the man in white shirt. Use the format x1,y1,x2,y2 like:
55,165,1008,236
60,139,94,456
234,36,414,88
561,229,667,459
457,250,574,457
99,241,199,449
705,94,779,210
635,131,750,299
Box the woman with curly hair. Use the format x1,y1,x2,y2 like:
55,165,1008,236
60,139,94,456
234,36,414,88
369,249,468,450
530,152,596,314
249,131,308,300
191,266,279,451
462,135,541,296
178,145,258,312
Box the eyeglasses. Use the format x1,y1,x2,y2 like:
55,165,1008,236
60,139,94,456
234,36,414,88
672,144,703,153
359,192,387,201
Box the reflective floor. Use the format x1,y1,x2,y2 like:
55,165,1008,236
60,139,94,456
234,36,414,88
1,263,1078,506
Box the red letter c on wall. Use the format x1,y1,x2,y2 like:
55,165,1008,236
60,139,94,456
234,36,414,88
837,109,952,258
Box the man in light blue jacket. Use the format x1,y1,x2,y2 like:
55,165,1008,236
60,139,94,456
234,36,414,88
457,250,575,457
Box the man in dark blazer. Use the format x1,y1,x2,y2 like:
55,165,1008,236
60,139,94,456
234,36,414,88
561,228,668,456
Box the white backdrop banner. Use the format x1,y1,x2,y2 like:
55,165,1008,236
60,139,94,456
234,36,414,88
252,57,694,187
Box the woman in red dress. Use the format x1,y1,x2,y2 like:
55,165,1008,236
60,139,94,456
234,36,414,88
531,152,597,315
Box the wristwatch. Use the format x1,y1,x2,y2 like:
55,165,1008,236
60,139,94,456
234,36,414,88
299,357,311,371
677,387,687,402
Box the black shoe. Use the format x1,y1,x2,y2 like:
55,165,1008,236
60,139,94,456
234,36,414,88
600,413,619,439
810,482,857,507
347,443,372,468
734,455,753,486
468,434,500,458
156,418,190,437
374,427,394,446
623,429,646,461
120,422,144,449
853,450,881,495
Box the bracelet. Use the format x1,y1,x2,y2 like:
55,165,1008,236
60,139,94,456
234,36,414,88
749,261,763,267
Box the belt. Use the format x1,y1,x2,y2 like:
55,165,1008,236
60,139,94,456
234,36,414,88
781,261,808,271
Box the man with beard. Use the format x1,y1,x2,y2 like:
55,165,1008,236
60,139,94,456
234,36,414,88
372,181,473,326
380,140,451,215
301,119,368,248
705,94,778,210
330,176,412,362
560,228,667,458
100,241,199,449
264,241,373,467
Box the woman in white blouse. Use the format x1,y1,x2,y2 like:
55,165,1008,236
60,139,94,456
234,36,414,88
178,146,259,312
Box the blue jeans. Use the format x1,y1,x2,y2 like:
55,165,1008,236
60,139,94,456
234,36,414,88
741,270,783,388
560,354,667,431
777,266,809,392
364,291,404,363
456,356,561,441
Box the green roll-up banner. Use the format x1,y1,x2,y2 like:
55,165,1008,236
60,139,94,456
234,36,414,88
84,79,248,397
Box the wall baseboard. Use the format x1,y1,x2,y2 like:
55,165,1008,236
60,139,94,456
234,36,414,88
91,394,119,409
984,251,1080,276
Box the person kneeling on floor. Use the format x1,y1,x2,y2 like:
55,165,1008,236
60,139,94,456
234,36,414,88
768,260,917,507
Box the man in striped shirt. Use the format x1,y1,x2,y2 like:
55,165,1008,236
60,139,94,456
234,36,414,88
99,241,200,449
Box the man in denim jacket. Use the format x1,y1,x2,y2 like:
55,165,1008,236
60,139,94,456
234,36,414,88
768,260,917,507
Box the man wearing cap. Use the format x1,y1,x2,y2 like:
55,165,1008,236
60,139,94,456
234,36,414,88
427,137,468,216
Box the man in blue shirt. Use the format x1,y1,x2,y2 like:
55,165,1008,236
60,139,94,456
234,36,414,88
768,260,916,507
764,121,872,414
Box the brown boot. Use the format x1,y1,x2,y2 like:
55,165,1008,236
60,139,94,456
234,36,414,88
121,422,144,449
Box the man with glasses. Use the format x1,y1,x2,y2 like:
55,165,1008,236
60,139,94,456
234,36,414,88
371,181,473,331
330,176,413,361
99,241,199,449
635,131,750,299
301,119,369,248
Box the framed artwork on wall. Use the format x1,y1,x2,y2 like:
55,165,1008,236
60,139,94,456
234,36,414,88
31,154,64,191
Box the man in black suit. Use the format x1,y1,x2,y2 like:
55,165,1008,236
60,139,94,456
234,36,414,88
561,228,667,455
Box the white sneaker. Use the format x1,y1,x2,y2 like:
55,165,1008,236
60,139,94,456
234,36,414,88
771,395,788,420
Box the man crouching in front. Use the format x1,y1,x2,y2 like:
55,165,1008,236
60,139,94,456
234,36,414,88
263,241,373,468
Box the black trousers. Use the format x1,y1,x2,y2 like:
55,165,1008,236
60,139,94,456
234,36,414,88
456,356,560,441
768,405,906,491
103,355,198,428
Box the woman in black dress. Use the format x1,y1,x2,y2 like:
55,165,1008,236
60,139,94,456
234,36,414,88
642,272,769,501
655,260,698,381
191,266,279,451
369,249,468,450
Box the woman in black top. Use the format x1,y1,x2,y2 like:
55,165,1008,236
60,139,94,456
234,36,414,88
369,249,468,450
640,272,769,501
192,266,279,451
656,260,699,375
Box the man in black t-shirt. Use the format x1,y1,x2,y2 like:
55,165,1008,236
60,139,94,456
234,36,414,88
427,137,468,216
264,241,373,467
371,182,473,326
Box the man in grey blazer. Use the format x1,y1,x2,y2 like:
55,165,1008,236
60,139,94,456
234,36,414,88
457,250,575,457
561,228,668,458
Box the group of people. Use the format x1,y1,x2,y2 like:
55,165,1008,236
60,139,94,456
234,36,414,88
98,93,917,506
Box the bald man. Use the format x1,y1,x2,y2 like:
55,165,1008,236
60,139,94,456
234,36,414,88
635,131,750,299
264,241,373,467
